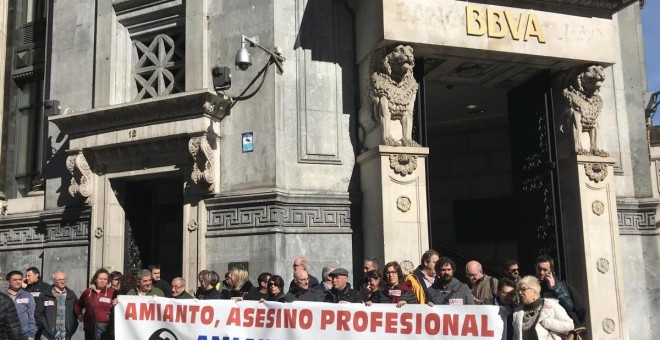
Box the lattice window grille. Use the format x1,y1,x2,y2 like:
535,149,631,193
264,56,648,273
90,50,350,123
132,33,185,101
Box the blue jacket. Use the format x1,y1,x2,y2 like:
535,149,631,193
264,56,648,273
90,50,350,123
6,290,36,340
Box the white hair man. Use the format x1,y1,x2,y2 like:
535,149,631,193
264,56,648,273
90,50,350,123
466,260,498,305
287,257,320,292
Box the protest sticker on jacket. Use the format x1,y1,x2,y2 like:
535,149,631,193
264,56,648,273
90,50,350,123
116,296,504,340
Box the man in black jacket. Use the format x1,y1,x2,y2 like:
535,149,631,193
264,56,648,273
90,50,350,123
25,267,51,339
0,291,22,340
324,268,363,303
285,270,322,302
40,270,78,340
288,257,320,292
149,265,172,298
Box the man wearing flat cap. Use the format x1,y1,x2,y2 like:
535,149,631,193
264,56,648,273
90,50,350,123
324,268,363,303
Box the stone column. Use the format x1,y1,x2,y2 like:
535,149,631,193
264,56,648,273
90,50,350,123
357,146,430,264
560,156,628,339
0,0,9,208
182,134,217,290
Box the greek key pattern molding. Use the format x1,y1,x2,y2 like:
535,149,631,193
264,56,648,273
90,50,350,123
617,210,656,235
208,205,351,230
0,220,89,246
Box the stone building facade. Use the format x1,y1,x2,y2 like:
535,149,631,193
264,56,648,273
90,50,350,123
0,0,657,339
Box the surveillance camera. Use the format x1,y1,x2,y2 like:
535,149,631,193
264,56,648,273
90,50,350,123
234,45,252,71
236,61,251,71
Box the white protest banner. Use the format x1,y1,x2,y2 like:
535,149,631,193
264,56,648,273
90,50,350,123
116,296,505,340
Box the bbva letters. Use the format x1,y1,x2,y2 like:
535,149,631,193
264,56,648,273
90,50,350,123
466,5,546,44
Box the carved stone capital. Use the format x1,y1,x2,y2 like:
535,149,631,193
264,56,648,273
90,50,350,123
189,135,216,192
389,154,418,176
66,151,93,206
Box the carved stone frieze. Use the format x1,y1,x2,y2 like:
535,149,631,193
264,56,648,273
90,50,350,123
208,201,351,230
389,154,418,176
617,198,658,235
396,196,412,213
359,45,420,150
584,163,608,183
66,151,93,206
592,200,605,216
597,258,610,274
189,136,216,191
0,216,89,247
562,65,608,157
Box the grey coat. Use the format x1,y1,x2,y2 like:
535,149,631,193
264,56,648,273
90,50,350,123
427,277,474,305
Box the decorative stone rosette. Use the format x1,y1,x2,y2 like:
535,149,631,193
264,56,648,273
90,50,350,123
396,196,412,212
66,151,93,206
584,163,608,183
596,258,609,274
592,200,605,216
389,154,418,176
602,318,615,334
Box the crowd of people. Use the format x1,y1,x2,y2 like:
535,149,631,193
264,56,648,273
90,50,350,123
0,252,586,340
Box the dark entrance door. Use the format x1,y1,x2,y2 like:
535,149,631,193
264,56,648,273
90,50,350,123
123,177,183,282
508,71,564,277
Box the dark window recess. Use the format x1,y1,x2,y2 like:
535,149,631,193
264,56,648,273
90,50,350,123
453,197,516,242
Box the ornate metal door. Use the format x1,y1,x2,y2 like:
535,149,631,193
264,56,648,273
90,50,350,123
508,71,564,277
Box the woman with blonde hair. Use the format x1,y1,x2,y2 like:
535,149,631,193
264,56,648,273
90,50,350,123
221,266,254,299
512,276,574,340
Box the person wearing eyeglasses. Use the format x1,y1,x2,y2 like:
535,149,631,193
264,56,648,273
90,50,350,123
512,276,573,340
40,270,78,340
466,260,498,305
170,278,193,299
502,259,521,283
262,275,286,302
365,261,416,307
284,271,322,302
287,257,320,293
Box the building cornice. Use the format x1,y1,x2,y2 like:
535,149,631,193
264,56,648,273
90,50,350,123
49,90,230,138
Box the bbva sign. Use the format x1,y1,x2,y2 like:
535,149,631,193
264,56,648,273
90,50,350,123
466,5,546,44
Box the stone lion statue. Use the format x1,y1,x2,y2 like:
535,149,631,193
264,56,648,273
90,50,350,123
563,65,608,156
360,45,419,148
